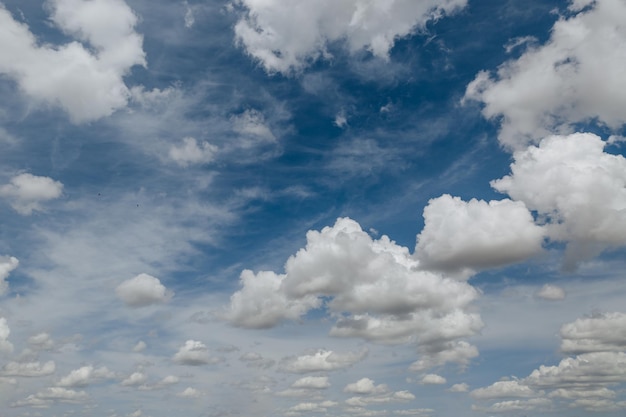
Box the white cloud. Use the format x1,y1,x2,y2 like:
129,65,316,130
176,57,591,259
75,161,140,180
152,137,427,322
291,376,330,390
115,273,172,308
173,340,220,366
12,387,88,407
177,387,201,398
491,133,626,270
132,340,147,352
449,383,469,393
232,0,467,74
279,349,367,373
0,0,145,122
121,372,147,386
0,173,63,215
560,312,626,354
169,137,217,167
344,378,388,395
0,256,18,296
57,365,114,387
472,398,552,413
239,352,276,369
27,332,55,351
227,217,482,369
1,360,56,377
464,0,626,148
420,374,447,385
535,284,566,301
471,380,537,400
0,317,14,354
416,195,544,272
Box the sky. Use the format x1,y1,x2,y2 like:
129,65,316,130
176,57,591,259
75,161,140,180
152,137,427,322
0,0,626,416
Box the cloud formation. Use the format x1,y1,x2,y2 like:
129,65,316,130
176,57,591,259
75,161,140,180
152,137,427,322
0,0,145,122
464,0,626,148
0,174,63,215
115,273,172,308
233,0,467,74
0,256,19,295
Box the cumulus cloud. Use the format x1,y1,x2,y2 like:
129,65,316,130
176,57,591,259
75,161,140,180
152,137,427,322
471,380,537,400
0,317,14,354
560,312,626,354
177,387,201,398
226,217,482,369
57,365,114,387
420,374,447,385
464,0,626,148
0,256,19,296
416,195,544,272
173,340,220,366
27,332,55,351
121,372,147,387
239,352,275,369
279,349,367,373
115,273,172,307
0,173,63,215
491,133,626,270
449,383,469,393
1,360,56,377
344,378,389,395
292,376,331,390
0,0,145,122
232,0,467,74
169,137,218,167
535,284,566,301
12,387,88,407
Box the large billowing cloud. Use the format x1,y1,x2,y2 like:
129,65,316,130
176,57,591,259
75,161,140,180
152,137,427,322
0,0,145,122
464,0,626,148
416,195,544,272
491,133,626,269
0,174,63,215
232,0,467,74
226,217,482,369
560,312,626,354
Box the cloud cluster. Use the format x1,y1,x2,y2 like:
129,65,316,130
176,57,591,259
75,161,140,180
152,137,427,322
173,340,221,366
0,256,19,296
227,217,482,369
279,349,367,373
0,0,145,122
232,0,467,74
472,311,626,413
0,173,63,215
492,133,626,269
464,0,626,148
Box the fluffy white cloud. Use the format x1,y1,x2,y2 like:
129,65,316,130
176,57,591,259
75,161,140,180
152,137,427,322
535,284,566,301
491,133,626,269
12,387,88,407
0,0,145,122
173,340,220,366
449,383,469,393
27,332,55,351
1,360,56,377
177,387,201,398
57,365,114,387
420,374,446,385
115,273,172,307
291,376,330,390
416,195,544,272
560,312,626,354
471,380,537,400
227,217,482,369
279,348,367,373
0,173,63,215
344,378,388,395
169,137,218,167
472,398,552,413
0,256,18,296
0,317,14,354
464,0,626,148
232,0,467,74
121,372,147,387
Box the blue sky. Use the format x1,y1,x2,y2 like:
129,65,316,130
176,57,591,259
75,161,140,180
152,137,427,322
1,0,626,416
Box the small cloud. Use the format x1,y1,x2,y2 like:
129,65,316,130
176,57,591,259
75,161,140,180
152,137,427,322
116,273,172,308
0,317,14,354
169,137,217,167
0,256,19,296
535,284,566,301
133,341,147,352
420,374,447,385
121,372,147,387
178,387,201,398
173,340,221,366
449,383,469,392
0,173,63,215
334,110,348,128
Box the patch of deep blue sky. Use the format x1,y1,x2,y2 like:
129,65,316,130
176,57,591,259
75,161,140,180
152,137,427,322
2,0,623,299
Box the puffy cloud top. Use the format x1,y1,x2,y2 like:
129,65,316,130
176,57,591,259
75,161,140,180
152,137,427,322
233,0,467,74
560,312,626,354
115,273,171,308
464,0,626,148
0,256,19,296
0,174,63,215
